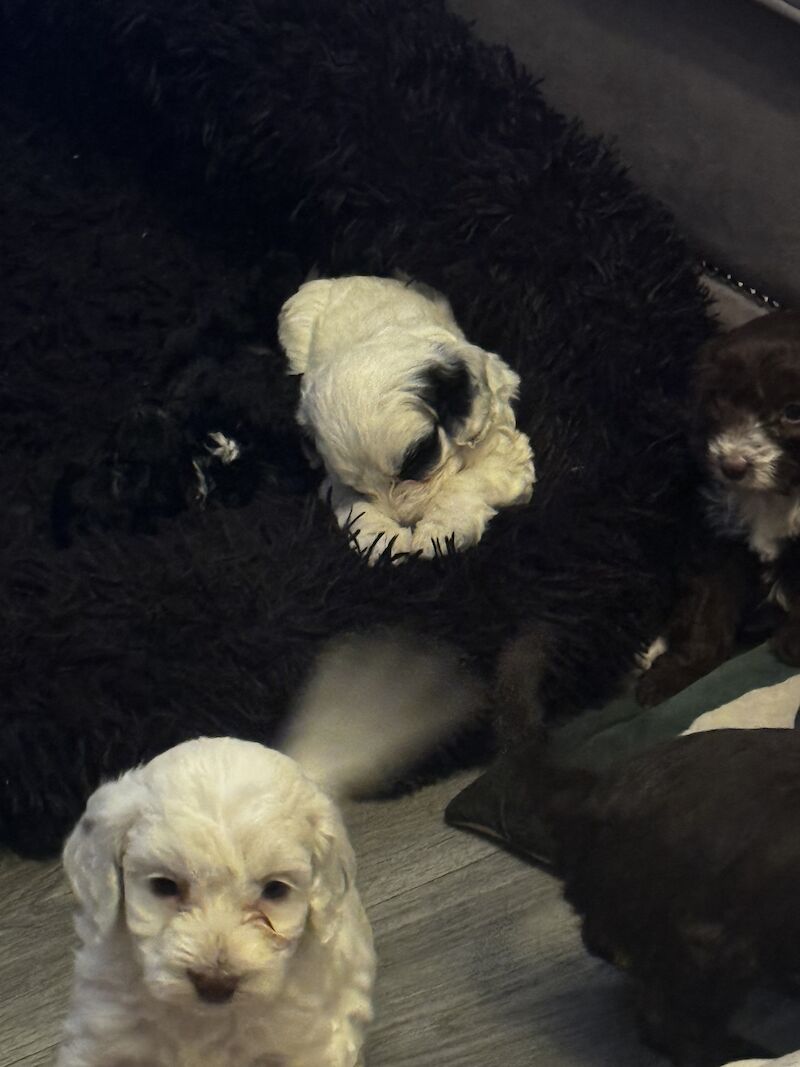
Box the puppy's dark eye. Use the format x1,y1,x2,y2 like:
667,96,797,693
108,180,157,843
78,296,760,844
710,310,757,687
150,877,180,898
783,403,800,423
398,428,441,482
262,880,290,901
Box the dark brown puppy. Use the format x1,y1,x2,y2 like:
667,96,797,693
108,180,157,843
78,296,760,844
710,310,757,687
638,311,800,707
499,633,800,1067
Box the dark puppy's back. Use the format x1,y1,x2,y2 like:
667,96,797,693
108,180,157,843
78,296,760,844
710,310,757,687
552,728,800,976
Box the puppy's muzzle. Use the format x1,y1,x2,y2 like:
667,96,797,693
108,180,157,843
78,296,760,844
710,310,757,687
187,968,240,1004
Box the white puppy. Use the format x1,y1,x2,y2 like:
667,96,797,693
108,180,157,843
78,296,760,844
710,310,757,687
57,631,483,1067
279,275,535,561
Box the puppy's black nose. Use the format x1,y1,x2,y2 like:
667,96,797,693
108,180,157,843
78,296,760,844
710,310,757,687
719,455,750,481
187,969,239,1004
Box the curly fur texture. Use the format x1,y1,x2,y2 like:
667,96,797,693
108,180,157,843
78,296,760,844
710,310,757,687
58,739,375,1067
0,0,711,856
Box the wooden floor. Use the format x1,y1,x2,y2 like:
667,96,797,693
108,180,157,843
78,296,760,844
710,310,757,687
0,278,781,1067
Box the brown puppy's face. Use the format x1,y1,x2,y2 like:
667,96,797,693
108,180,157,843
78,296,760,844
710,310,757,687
693,311,800,493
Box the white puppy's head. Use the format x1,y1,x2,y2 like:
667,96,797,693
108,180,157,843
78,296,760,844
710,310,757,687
280,276,529,530
306,344,519,526
63,738,354,1008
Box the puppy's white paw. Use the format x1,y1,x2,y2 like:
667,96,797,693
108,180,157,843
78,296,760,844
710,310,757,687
346,514,414,564
323,478,414,565
479,427,535,508
410,522,463,558
634,635,668,675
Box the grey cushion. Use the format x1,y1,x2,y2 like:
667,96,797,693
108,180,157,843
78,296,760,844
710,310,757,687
449,0,800,307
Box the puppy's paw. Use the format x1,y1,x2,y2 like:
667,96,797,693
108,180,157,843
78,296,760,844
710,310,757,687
633,636,668,676
347,519,414,565
410,521,463,558
772,619,800,666
500,432,536,507
325,482,414,565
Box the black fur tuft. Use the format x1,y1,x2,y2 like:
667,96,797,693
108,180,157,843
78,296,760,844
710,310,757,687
419,359,474,435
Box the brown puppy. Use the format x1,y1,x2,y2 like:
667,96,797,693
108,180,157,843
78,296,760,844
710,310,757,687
499,633,800,1067
638,311,800,707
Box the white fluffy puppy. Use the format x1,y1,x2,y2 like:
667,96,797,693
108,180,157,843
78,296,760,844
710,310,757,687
57,631,483,1067
279,275,535,561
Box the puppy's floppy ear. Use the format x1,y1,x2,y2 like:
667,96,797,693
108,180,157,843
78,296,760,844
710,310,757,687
419,360,474,436
307,796,357,945
62,770,147,942
443,344,520,445
278,279,335,376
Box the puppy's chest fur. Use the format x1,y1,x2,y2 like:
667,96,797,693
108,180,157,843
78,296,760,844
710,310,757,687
703,481,800,564
98,996,290,1067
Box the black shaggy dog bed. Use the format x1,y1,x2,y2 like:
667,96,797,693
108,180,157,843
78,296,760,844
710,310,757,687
0,0,711,857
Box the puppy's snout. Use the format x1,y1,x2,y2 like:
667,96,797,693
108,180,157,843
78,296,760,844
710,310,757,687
719,455,750,481
187,968,240,1004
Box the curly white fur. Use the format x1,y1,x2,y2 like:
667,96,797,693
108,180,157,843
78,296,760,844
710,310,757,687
278,275,535,562
57,631,483,1067
57,740,374,1067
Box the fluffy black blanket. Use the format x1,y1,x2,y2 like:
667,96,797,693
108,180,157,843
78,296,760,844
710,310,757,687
0,0,710,857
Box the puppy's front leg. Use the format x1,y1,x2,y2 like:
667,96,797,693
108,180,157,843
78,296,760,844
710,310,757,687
636,539,758,708
411,487,496,557
323,474,413,564
411,434,533,557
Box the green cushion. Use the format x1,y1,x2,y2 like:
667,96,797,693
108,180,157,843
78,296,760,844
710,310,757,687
445,643,800,865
